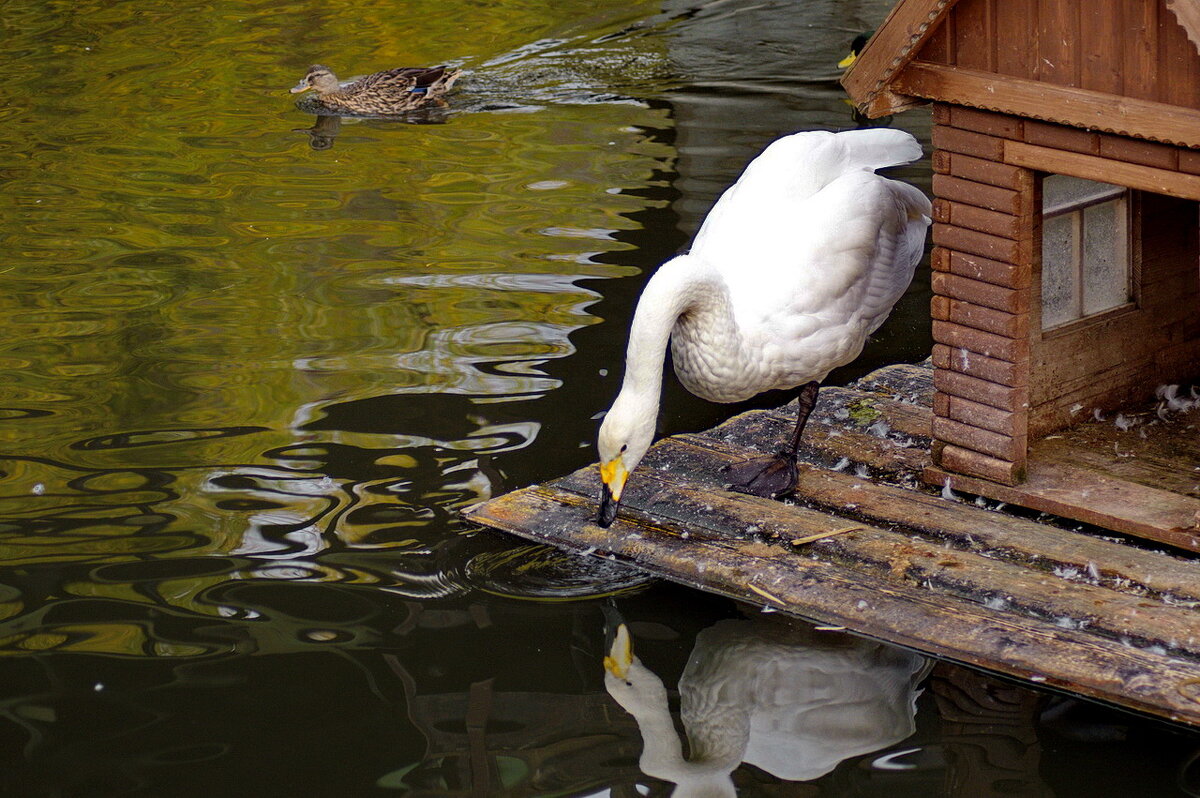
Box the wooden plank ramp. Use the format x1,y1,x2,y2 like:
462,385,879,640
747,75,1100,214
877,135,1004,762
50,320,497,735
466,362,1200,727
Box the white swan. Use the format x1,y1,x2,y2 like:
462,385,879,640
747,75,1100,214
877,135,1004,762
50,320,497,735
597,128,931,526
604,619,929,796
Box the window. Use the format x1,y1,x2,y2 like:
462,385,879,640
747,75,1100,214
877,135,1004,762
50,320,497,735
1041,175,1132,330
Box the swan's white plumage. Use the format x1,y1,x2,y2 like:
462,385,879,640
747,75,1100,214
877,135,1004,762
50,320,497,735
598,129,930,508
604,617,929,795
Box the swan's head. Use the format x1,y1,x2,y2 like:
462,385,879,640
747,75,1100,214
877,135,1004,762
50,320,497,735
596,392,656,527
603,623,634,680
291,65,340,95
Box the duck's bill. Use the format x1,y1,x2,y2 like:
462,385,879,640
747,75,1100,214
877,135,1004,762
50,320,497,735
597,483,620,528
838,52,857,69
290,82,311,94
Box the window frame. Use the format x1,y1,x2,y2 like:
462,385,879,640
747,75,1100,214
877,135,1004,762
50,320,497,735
1038,174,1139,336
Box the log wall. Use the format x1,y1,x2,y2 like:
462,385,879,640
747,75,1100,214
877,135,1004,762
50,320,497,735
929,103,1200,485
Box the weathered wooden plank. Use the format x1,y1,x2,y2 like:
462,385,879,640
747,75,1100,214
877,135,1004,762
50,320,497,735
933,319,1024,363
932,126,1006,161
1125,0,1160,102
939,250,1029,290
934,200,1021,239
933,416,1020,460
932,296,1027,338
951,0,993,72
1036,0,1077,85
550,448,1200,658
934,367,1023,411
1079,0,1124,96
932,174,1025,215
994,0,1037,78
469,470,1200,726
894,61,1200,149
467,361,1200,727
935,443,1023,484
713,390,932,478
932,271,1030,313
948,106,1022,140
926,460,1200,552
1005,140,1200,200
943,393,1023,437
932,343,1024,386
1035,420,1200,498
1098,133,1178,170
946,152,1029,189
1022,119,1101,154
933,223,1021,263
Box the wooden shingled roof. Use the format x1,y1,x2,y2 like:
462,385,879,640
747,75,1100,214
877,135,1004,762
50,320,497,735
842,0,1200,148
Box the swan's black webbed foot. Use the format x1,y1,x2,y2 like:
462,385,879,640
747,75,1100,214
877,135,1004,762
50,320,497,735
723,451,799,499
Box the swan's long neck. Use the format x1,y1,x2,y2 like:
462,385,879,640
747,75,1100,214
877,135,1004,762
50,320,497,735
619,256,731,410
609,662,741,796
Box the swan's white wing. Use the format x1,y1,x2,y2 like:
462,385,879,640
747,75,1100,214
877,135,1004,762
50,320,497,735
690,167,929,386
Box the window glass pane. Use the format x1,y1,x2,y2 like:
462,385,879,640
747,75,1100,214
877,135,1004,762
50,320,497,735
1043,174,1124,214
1042,212,1078,328
1081,198,1130,315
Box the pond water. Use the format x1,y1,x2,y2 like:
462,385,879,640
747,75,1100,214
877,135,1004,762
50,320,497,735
3,0,1200,795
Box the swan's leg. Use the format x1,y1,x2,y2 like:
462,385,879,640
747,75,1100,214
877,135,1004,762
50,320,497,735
724,381,820,499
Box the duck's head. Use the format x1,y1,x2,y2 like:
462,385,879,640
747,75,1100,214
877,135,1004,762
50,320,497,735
291,65,340,95
838,31,874,69
596,392,656,528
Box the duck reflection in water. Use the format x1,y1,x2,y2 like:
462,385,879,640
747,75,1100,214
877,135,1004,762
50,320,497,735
292,106,453,150
294,115,342,150
604,613,930,795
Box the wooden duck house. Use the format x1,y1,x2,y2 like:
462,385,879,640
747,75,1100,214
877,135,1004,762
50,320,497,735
844,0,1200,549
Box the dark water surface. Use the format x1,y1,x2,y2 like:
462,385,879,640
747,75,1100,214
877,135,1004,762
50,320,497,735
3,0,1200,795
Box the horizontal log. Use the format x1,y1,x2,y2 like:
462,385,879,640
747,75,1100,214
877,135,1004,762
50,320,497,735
931,296,1027,338
1180,149,1200,176
1098,135,1178,171
893,61,1200,149
932,391,949,418
933,320,1024,362
949,106,1024,140
946,152,1030,190
933,125,1005,160
932,149,951,175
934,368,1023,411
933,223,1020,262
933,417,1022,460
945,394,1023,437
935,200,1021,239
1004,141,1200,202
934,250,1028,289
933,174,1026,215
932,343,1024,386
1023,120,1100,155
932,272,1030,313
934,443,1025,485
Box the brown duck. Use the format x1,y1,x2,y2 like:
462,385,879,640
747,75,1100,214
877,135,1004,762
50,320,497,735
290,64,462,115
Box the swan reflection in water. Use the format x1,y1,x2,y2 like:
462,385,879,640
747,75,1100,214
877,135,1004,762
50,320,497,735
605,613,930,795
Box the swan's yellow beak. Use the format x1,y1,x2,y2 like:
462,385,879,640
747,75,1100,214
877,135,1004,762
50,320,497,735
603,623,633,680
838,51,858,69
597,458,629,528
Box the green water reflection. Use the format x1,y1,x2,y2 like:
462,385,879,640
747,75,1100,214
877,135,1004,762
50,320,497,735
3,0,1199,795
